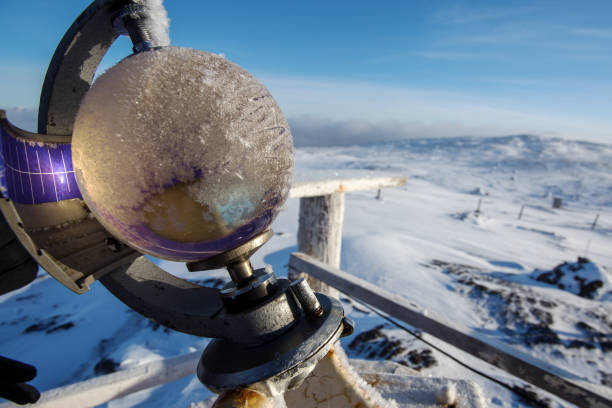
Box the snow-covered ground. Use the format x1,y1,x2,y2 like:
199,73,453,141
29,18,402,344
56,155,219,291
1,135,611,407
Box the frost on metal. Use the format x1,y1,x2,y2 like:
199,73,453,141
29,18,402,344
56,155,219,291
72,47,293,261
142,0,171,47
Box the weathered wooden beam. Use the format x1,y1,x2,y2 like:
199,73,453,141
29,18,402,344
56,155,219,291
290,176,406,198
0,352,200,408
290,177,409,406
289,252,612,408
291,176,406,294
294,193,344,297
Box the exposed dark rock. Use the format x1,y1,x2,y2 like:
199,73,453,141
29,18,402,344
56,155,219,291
531,308,553,325
145,318,172,334
534,268,563,285
576,321,597,334
539,300,557,308
574,321,610,351
189,277,228,289
433,259,611,353
94,357,119,375
347,324,437,371
600,371,612,387
202,278,228,289
523,323,560,346
46,322,74,333
15,294,36,301
349,325,385,348
404,349,437,370
531,257,606,300
23,314,71,333
437,260,561,346
568,340,595,350
511,384,552,408
579,280,603,299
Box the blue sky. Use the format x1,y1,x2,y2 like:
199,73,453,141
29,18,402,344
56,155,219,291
1,0,611,144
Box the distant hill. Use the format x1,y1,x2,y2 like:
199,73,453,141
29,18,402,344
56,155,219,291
295,134,612,209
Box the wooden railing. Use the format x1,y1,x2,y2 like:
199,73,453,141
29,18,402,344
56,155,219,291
0,353,201,408
289,253,612,408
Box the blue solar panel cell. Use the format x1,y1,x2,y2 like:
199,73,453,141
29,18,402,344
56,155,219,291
0,122,82,204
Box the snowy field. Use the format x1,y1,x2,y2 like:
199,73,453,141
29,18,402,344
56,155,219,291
1,135,611,407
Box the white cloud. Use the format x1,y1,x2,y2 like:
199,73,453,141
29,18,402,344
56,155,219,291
2,107,38,132
415,51,486,60
4,75,610,146
259,75,612,144
432,5,537,25
289,116,507,147
571,28,612,38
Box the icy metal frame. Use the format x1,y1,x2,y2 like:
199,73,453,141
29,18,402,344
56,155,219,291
38,0,124,136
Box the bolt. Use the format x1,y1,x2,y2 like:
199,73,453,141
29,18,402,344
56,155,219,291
290,278,323,317
115,3,154,53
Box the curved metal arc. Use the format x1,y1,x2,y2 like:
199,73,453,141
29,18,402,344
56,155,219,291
100,256,229,337
34,0,236,339
0,111,71,144
38,0,126,136
100,257,304,341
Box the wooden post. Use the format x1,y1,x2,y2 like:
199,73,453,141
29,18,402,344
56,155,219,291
288,177,406,295
287,177,408,407
518,204,525,220
293,193,345,298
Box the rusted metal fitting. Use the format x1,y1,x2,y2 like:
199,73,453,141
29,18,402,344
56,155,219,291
290,278,324,317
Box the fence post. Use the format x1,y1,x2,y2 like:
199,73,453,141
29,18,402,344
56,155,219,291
288,191,387,408
293,193,344,298
475,198,482,214
591,213,600,230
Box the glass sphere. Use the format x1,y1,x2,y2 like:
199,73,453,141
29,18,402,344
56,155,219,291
72,47,293,261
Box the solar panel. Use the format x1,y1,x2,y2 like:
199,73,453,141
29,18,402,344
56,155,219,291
0,122,82,204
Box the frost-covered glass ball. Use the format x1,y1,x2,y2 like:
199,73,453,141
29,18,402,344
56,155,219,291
72,47,293,261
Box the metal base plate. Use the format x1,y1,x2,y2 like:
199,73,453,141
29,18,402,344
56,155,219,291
198,293,344,392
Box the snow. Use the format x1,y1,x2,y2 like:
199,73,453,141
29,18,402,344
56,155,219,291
1,134,611,407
